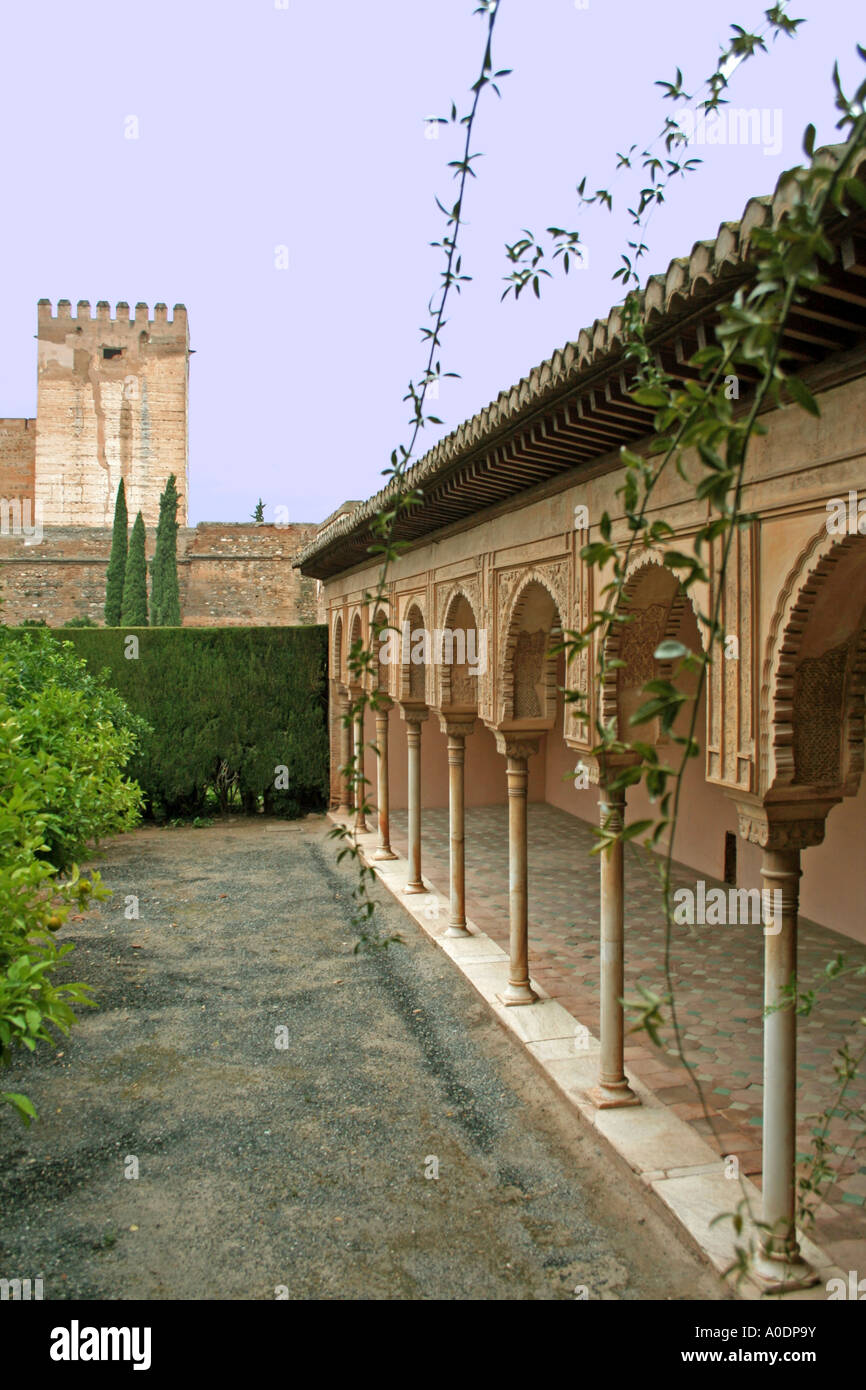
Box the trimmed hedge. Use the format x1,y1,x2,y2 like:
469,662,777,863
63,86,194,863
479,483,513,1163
14,626,329,821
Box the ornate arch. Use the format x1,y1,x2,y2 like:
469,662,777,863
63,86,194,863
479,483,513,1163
763,528,866,795
331,611,344,687
437,581,483,710
346,607,365,690
371,604,392,696
499,571,564,725
599,558,700,737
400,597,428,704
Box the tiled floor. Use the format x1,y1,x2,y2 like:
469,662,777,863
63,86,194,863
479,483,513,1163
388,802,866,1270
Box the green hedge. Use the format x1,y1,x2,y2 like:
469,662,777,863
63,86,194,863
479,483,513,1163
13,626,329,821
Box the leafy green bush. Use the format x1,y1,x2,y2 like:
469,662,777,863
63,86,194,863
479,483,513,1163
0,630,147,868
0,630,146,1124
30,626,329,820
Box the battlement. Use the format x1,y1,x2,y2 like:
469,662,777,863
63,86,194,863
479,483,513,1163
37,299,188,341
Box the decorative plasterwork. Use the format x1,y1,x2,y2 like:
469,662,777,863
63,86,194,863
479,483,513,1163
435,577,483,711
493,732,541,760
763,529,866,798
497,563,569,726
733,797,840,851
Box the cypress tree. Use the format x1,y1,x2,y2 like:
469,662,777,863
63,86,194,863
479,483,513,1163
120,512,149,626
104,478,128,625
151,474,181,626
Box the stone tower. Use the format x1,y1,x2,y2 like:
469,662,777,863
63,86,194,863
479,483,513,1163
34,299,189,527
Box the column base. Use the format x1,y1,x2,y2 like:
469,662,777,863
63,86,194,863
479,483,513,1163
373,847,398,861
353,818,369,835
752,1249,819,1293
497,981,539,1006
586,1080,641,1110
444,922,471,938
403,881,426,895
336,805,352,818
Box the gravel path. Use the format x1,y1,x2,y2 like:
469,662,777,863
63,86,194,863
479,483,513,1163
0,817,726,1301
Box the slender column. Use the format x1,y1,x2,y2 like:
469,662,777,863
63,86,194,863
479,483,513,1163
336,690,352,817
353,704,368,834
402,710,428,893
588,783,638,1108
373,707,397,860
758,847,812,1280
495,736,539,1005
732,795,835,1291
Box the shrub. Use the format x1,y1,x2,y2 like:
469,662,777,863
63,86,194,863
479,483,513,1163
150,475,181,627
0,630,147,868
0,630,146,1124
33,626,329,820
120,512,148,626
104,479,128,626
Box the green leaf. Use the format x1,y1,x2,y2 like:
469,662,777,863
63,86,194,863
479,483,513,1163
654,640,688,661
785,375,821,418
1,1092,38,1125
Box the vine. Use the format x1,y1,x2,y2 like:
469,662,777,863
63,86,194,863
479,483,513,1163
325,0,866,1289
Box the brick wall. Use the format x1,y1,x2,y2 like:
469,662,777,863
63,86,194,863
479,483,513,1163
0,522,324,627
0,419,37,507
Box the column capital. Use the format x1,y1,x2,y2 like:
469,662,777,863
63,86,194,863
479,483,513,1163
437,712,476,738
398,701,429,726
579,751,640,788
494,732,540,760
732,794,840,852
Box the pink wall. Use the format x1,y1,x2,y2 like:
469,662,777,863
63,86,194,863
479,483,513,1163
358,685,866,946
364,705,510,812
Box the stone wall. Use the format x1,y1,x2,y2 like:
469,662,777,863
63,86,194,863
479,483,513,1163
34,300,189,529
181,523,323,627
0,522,324,627
0,418,36,507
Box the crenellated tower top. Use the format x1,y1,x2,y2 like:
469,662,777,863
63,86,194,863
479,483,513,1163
37,299,188,345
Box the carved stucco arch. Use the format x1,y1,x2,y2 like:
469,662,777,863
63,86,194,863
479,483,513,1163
763,528,866,796
371,604,391,696
499,571,565,725
331,611,344,688
346,607,365,690
600,556,703,737
436,581,483,710
400,596,428,703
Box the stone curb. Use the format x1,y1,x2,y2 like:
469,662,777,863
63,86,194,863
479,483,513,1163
330,812,848,1302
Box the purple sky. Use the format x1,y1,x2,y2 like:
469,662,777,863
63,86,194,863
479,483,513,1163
0,1,862,526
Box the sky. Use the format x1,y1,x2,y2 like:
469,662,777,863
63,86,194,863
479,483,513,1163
0,0,863,525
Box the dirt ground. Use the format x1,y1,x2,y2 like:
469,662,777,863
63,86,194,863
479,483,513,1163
0,816,728,1301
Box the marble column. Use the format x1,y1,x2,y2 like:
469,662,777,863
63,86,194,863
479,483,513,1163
373,705,397,860
759,846,804,1272
735,797,836,1291
438,716,476,936
495,735,539,1005
588,781,638,1109
402,708,428,894
353,701,368,834
336,687,353,818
